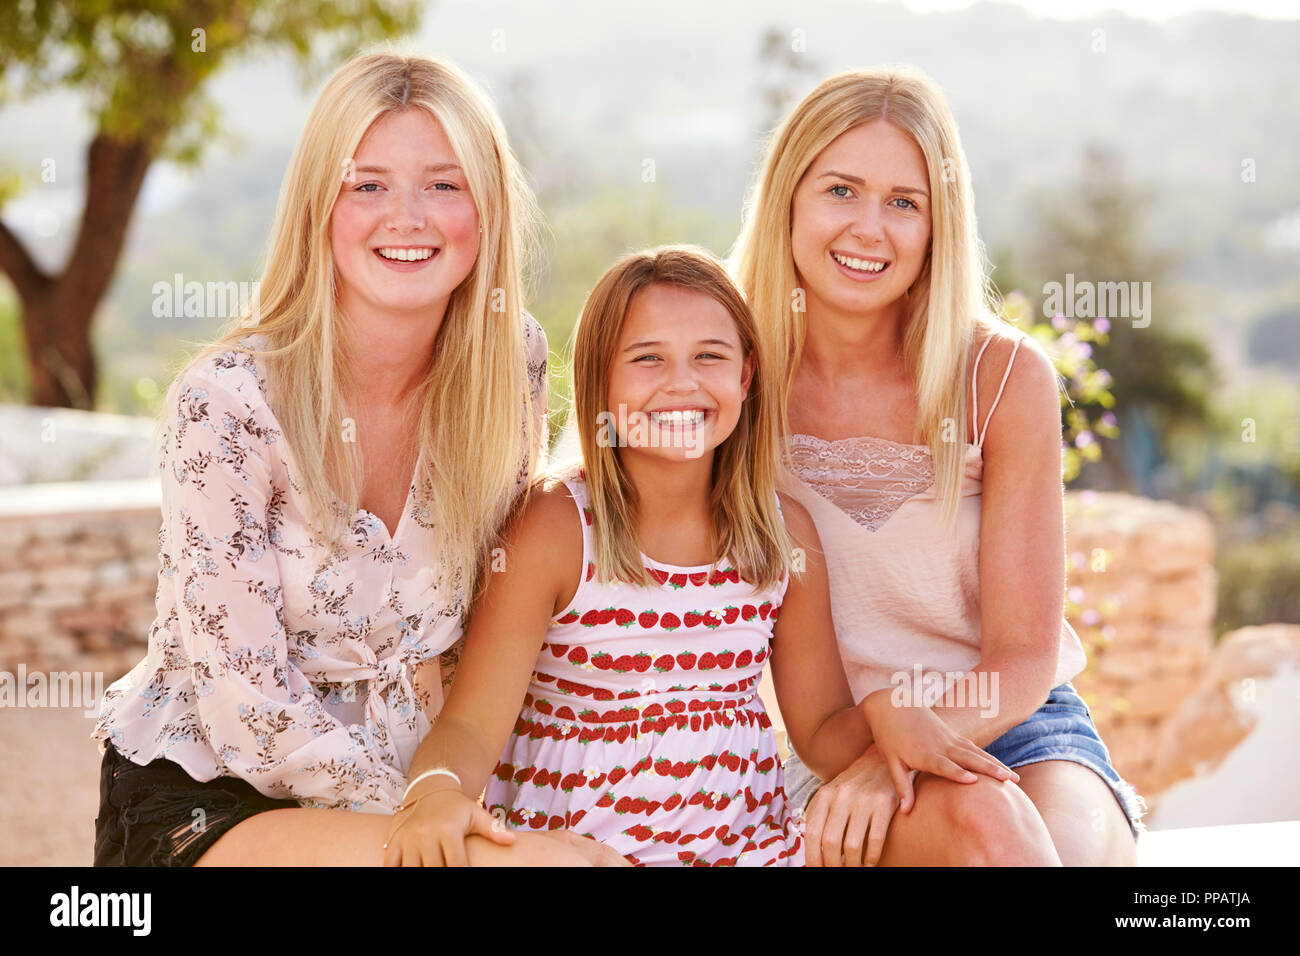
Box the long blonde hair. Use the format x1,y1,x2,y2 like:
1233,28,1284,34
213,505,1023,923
559,246,793,592
731,64,1000,521
167,49,543,615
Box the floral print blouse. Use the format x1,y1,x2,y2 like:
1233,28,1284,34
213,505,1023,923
92,313,548,813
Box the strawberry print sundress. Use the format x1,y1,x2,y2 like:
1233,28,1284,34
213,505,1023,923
483,467,804,866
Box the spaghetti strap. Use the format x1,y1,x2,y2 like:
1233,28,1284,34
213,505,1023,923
977,337,1023,449
970,335,998,444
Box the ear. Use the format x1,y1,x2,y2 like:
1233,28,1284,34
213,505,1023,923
739,349,756,398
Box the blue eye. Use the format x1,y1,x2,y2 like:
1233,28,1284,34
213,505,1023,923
355,182,381,192
829,184,852,198
892,197,919,211
432,182,458,191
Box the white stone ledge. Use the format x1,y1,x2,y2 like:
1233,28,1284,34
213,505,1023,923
0,478,162,520
1138,820,1300,866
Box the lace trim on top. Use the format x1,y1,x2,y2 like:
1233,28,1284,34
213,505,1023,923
788,433,936,532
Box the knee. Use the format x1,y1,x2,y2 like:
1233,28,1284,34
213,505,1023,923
464,831,596,867
934,777,1057,866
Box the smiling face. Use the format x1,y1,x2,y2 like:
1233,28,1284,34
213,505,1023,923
790,118,933,324
605,283,754,463
330,108,480,325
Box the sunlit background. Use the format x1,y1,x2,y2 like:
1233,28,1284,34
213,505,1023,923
2,0,1297,865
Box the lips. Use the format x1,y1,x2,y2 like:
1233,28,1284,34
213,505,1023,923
830,250,890,280
372,247,440,271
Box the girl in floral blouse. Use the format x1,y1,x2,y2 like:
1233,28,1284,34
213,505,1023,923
91,51,613,866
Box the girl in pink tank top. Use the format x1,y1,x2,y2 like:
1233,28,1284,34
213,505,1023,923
384,246,1018,866
733,65,1144,865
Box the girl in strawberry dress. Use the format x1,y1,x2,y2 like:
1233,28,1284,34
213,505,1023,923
384,246,1016,866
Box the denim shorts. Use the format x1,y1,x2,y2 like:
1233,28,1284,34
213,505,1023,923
783,682,1146,842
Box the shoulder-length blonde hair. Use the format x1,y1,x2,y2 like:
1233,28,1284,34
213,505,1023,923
731,64,1001,522
557,245,793,593
169,48,543,614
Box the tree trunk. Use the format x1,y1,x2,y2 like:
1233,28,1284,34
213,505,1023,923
3,133,154,408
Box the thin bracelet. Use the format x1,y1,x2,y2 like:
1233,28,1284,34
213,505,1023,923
397,768,462,810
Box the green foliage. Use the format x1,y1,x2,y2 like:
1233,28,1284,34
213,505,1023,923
1215,530,1300,634
1022,145,1214,487
1203,378,1300,511
0,285,29,401
997,290,1119,484
1,0,421,151
0,0,424,166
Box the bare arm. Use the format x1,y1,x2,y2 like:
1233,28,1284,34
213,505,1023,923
408,488,572,797
931,335,1065,745
768,495,872,781
384,487,577,865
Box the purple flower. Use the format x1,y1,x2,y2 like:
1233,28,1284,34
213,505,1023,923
1081,608,1101,626
1052,314,1067,331
1075,430,1095,449
1094,317,1111,334
1101,412,1118,428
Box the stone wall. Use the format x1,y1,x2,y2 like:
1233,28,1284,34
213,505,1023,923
1145,624,1300,799
0,480,162,682
1064,491,1218,803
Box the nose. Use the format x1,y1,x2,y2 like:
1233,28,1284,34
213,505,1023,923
849,201,886,246
662,356,700,394
386,187,426,234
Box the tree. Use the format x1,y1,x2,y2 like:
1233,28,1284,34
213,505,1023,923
1026,145,1213,493
756,25,821,141
0,0,422,408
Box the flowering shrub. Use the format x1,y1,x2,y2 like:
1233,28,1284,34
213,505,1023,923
996,290,1119,484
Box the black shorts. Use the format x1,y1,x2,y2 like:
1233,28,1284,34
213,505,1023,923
93,743,300,867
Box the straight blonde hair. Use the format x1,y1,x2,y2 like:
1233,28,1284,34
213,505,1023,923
731,64,1002,522
165,49,543,617
557,246,793,592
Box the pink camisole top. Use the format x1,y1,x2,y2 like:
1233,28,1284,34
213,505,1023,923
775,335,1087,704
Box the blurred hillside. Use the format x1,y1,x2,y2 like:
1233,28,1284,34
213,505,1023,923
2,1,1296,391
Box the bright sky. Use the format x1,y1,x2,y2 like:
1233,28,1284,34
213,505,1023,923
896,0,1300,18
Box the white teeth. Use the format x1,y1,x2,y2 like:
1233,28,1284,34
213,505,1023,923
832,252,886,273
376,247,436,261
650,409,705,425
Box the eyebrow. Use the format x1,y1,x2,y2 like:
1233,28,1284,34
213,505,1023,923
817,170,928,196
621,339,736,353
353,163,464,175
